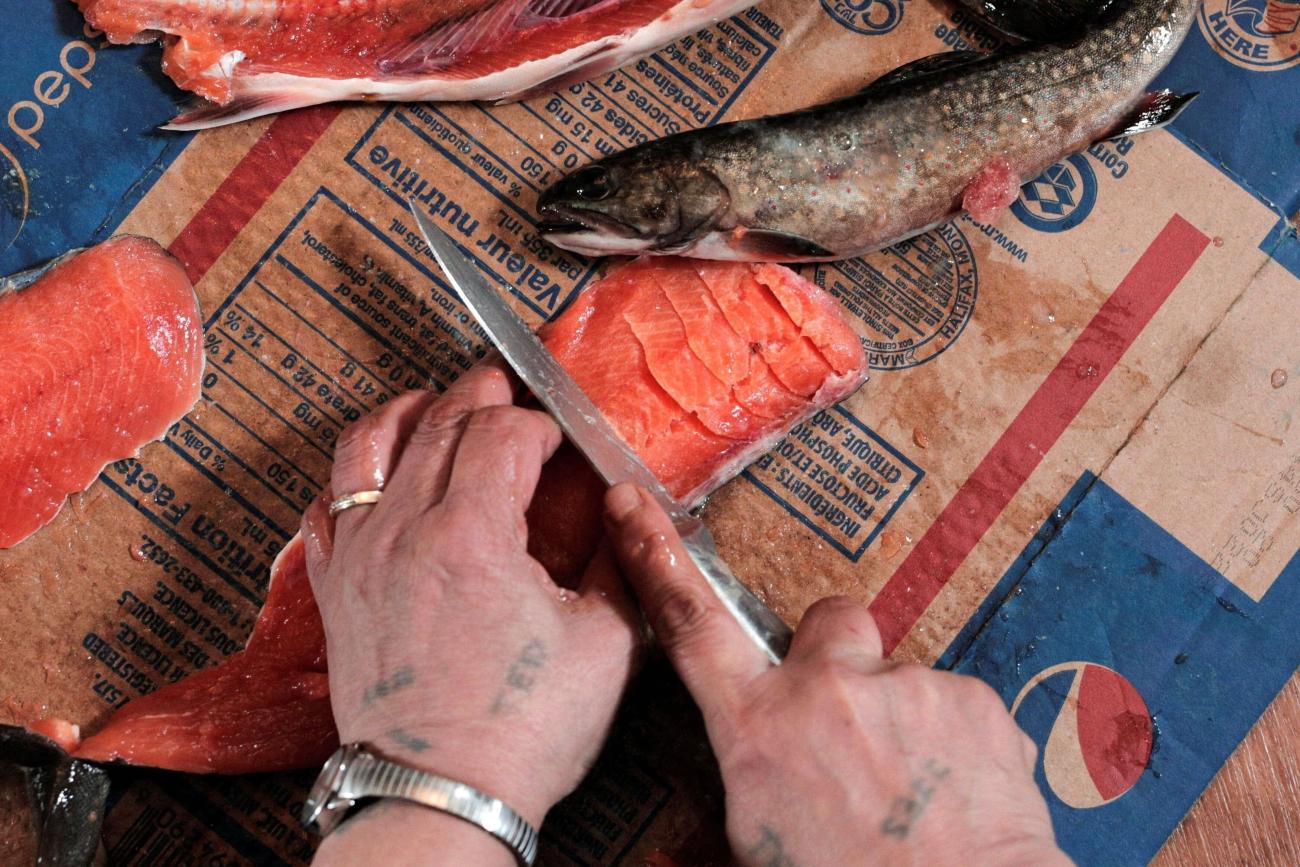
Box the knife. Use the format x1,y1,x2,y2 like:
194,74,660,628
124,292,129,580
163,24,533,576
409,202,793,664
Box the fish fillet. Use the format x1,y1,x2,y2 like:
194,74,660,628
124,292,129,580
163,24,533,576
0,237,203,549
71,0,760,129
58,258,865,773
74,536,337,772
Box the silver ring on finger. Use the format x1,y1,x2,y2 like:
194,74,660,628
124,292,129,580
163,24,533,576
329,490,383,517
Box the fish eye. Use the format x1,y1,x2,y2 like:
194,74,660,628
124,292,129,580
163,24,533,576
571,166,613,201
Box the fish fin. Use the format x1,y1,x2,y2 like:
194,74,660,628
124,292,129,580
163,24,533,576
32,761,110,867
721,228,834,261
1104,89,1199,140
869,50,986,89
379,0,618,76
804,50,985,114
948,0,1121,42
162,90,324,131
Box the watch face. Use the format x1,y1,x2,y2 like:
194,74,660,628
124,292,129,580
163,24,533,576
301,745,351,834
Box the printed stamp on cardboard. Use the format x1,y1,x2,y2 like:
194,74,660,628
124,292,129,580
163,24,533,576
811,223,978,371
1198,0,1300,71
821,0,907,35
1012,154,1099,233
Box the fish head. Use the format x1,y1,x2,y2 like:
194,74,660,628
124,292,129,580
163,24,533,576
538,153,731,256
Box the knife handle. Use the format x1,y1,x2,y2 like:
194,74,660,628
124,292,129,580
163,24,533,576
679,524,793,665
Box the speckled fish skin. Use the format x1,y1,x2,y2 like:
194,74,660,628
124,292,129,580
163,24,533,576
538,0,1200,262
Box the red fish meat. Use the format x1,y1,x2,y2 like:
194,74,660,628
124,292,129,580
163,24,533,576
74,536,337,773
64,258,865,773
0,237,203,549
539,257,865,507
71,0,761,129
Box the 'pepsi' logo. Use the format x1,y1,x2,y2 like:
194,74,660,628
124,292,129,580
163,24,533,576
1199,0,1300,70
1011,662,1152,809
822,0,906,35
1011,155,1098,234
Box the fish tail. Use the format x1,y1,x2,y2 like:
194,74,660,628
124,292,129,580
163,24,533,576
162,88,326,131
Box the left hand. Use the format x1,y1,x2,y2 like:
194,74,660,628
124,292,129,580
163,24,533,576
302,360,641,830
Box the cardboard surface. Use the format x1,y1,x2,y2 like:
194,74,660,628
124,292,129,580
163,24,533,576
1,0,1298,864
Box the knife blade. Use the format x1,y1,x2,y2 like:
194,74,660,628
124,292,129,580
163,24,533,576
409,202,792,663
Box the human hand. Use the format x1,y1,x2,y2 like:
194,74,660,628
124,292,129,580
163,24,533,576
302,361,640,838
604,484,1070,867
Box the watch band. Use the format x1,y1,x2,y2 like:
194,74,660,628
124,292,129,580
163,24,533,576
301,743,538,866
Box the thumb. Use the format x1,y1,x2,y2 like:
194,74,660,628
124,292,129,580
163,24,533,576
603,484,769,721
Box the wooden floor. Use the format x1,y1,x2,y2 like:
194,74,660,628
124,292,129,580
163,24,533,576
1154,669,1300,866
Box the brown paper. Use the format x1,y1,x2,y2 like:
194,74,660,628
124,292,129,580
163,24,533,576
1,0,1295,863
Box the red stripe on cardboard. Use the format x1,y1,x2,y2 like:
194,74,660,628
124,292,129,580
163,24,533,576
168,108,341,284
870,215,1211,655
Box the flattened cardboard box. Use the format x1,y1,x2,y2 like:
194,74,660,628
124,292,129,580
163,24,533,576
1,0,1298,864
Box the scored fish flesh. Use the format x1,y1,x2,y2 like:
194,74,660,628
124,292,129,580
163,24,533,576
537,0,1201,261
56,257,866,773
72,0,761,129
0,237,203,549
529,256,866,583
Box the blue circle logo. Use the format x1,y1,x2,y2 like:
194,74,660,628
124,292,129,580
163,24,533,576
1199,0,1300,71
1012,155,1098,233
822,0,907,35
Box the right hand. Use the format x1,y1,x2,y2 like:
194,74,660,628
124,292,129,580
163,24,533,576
603,483,1071,867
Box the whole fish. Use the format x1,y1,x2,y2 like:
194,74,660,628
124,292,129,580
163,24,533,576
537,0,1200,262
73,0,761,129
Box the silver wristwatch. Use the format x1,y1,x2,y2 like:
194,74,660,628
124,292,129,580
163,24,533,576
301,743,538,866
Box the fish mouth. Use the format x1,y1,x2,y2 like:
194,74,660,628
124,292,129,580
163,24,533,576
536,202,642,239
541,226,660,257
537,202,661,255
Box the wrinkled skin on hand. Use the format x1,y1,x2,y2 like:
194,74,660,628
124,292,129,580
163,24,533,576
302,360,641,831
602,484,1072,867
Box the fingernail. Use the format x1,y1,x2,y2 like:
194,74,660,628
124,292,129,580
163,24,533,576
605,484,642,524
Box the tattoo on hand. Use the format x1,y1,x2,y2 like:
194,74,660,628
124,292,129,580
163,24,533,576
490,639,547,715
361,666,416,707
747,825,799,867
881,760,951,840
389,728,430,753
